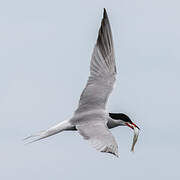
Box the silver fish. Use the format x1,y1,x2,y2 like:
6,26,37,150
131,127,139,152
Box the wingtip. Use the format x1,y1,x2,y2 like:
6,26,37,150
103,8,107,17
114,152,119,158
110,151,119,158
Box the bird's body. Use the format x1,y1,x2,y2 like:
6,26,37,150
25,9,140,157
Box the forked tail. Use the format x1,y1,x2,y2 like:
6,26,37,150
24,120,73,144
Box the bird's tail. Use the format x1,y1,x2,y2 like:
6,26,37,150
23,120,72,144
23,130,53,144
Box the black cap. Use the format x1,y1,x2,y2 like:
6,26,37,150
109,113,132,123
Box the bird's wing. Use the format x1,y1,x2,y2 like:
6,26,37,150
75,9,116,114
76,118,119,157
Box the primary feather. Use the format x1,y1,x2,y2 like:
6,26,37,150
72,9,118,156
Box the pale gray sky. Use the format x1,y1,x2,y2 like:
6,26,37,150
1,0,180,179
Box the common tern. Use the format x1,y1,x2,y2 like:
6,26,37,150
25,9,140,157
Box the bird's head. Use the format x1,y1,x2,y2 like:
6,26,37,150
109,113,140,130
109,113,140,152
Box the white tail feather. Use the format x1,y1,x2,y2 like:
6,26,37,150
24,120,72,144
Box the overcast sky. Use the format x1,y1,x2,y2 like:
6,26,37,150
1,0,180,179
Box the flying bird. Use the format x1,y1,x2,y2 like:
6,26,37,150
25,9,140,157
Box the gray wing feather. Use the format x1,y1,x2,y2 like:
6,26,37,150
91,9,116,76
76,121,118,157
74,9,118,157
75,9,116,113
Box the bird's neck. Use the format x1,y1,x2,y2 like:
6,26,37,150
106,117,125,129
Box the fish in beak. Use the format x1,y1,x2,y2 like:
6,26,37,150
126,122,140,152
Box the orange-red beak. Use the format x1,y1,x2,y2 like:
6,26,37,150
126,122,140,130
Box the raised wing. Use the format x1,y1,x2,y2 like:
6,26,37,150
75,9,116,114
76,120,118,157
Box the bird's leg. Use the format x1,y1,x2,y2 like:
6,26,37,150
24,120,74,144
